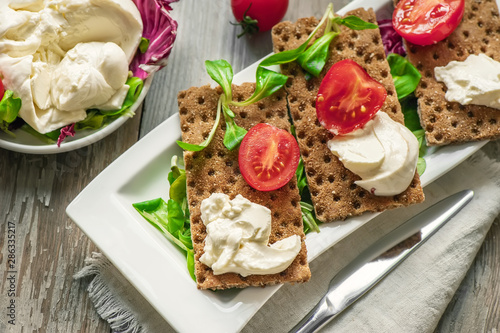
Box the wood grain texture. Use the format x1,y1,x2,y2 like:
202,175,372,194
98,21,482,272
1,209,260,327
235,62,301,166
0,0,498,332
0,108,142,332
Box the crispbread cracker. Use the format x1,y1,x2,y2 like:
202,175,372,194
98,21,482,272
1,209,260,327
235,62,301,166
178,83,310,290
401,0,500,145
272,8,424,222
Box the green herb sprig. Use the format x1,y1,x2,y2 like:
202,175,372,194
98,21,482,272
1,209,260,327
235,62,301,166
177,60,289,151
260,4,377,77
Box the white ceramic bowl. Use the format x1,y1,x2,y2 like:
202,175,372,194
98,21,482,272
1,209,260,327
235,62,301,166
0,76,153,154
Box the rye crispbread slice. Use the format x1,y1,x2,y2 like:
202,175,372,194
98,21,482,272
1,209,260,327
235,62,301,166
178,83,311,290
400,0,500,145
271,8,425,222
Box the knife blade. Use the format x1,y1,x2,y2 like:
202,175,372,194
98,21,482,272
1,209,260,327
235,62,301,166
291,189,474,333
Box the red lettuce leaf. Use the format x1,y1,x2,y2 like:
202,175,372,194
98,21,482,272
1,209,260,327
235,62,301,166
130,0,179,79
378,19,406,56
57,123,75,147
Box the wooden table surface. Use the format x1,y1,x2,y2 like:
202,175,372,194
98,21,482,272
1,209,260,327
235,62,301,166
1,0,499,332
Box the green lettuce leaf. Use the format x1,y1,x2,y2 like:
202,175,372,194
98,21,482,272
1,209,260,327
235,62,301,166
387,53,421,100
0,90,22,136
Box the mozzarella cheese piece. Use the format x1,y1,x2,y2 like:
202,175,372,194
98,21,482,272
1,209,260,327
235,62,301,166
0,0,143,134
199,193,301,277
435,53,500,110
328,112,419,196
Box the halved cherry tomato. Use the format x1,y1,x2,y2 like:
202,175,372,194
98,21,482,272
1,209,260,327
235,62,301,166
392,0,465,46
239,123,300,191
316,59,387,135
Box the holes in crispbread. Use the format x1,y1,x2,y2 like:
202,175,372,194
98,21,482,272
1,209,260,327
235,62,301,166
306,137,314,148
306,81,315,91
306,168,315,177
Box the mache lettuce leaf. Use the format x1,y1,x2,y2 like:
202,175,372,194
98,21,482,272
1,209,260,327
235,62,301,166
133,156,195,281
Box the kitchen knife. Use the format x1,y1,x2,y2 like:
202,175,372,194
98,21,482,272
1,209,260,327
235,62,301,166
291,189,474,333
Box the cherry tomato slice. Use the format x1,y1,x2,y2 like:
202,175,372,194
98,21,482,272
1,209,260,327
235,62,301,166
239,123,300,192
0,78,4,98
316,59,387,135
392,0,465,46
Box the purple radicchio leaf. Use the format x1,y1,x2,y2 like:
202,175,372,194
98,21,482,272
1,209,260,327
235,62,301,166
130,0,179,80
378,19,406,56
57,123,75,147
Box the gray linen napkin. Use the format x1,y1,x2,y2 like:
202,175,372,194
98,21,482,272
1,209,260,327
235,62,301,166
75,144,500,333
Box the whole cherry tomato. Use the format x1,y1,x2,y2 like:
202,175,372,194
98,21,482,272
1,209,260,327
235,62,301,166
392,0,465,45
231,0,288,36
238,123,300,191
316,59,387,135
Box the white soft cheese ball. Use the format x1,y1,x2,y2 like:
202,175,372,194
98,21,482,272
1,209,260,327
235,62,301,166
52,42,129,112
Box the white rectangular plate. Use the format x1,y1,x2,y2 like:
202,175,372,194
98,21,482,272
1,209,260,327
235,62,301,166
66,0,488,332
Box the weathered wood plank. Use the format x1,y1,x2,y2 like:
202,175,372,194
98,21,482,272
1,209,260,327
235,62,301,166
0,0,499,332
0,107,142,331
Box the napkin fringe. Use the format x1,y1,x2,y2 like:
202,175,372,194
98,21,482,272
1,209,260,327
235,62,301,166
74,252,144,333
